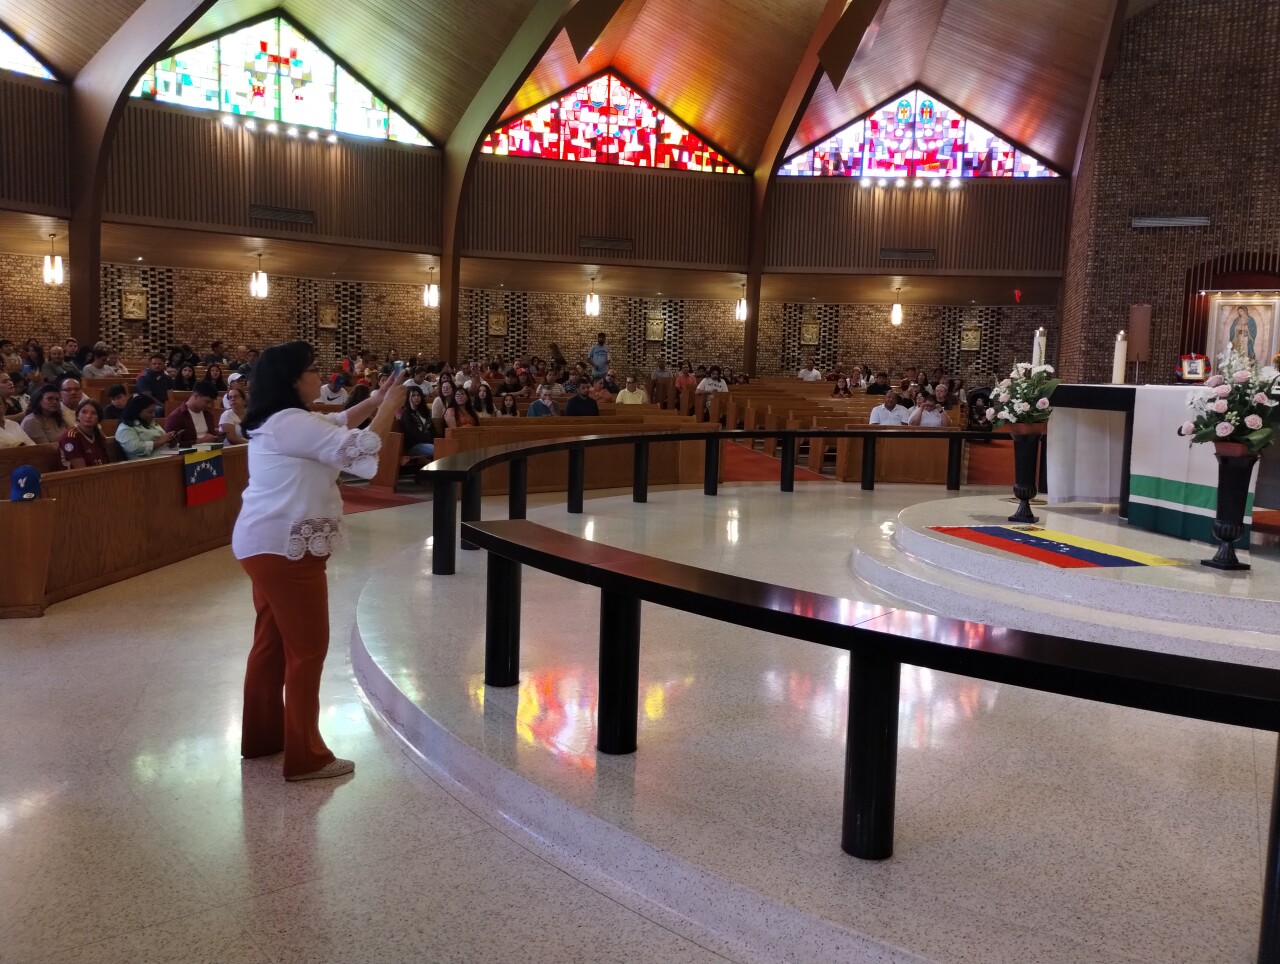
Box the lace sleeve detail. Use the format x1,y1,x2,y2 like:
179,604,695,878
334,429,381,478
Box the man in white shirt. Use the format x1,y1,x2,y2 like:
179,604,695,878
907,395,951,427
614,376,648,404
868,391,910,426
798,358,823,381
696,365,728,414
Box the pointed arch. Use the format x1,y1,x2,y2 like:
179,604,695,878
130,14,431,145
0,25,57,80
481,71,743,174
780,87,1059,179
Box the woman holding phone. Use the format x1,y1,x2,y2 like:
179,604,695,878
234,341,406,781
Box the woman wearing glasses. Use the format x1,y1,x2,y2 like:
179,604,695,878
233,341,406,782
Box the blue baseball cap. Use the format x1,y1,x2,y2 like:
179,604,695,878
9,465,41,501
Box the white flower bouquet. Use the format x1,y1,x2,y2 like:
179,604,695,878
985,363,1059,428
1177,347,1279,451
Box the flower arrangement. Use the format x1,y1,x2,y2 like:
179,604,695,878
1177,347,1279,451
985,363,1059,427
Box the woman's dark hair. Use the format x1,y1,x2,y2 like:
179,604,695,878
30,384,61,416
500,392,517,413
451,389,479,420
242,341,315,434
75,399,106,442
345,384,372,408
121,393,156,426
474,383,495,415
406,386,425,409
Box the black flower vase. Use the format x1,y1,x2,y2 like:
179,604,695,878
1202,441,1260,571
1007,423,1045,524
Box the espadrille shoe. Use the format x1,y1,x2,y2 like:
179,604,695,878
286,758,355,781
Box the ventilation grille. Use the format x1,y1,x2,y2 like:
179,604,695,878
879,247,936,261
578,235,633,251
249,203,316,224
1131,215,1210,229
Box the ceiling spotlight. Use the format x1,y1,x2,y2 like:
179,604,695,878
1199,289,1207,295
266,122,278,134
860,177,872,188
949,179,961,189
913,178,924,188
307,130,318,140
287,126,298,137
221,114,235,127
135,256,143,262
244,119,256,131
326,134,338,144
878,178,888,188
895,179,906,188
931,179,942,188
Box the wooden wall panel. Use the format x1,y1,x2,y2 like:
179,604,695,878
0,74,69,214
104,102,442,249
766,177,1069,273
462,155,751,270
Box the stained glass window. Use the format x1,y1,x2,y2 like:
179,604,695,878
781,89,1057,179
131,17,430,146
0,29,54,79
482,73,741,174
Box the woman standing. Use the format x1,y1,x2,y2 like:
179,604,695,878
234,341,405,781
115,394,178,458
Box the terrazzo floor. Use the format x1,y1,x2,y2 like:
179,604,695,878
1,481,1273,963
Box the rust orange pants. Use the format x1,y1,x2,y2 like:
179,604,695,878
240,552,335,778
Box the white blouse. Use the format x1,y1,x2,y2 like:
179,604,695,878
232,408,381,561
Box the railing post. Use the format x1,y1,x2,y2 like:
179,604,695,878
597,589,642,754
508,458,527,520
780,433,796,492
431,478,457,575
1258,738,1280,962
861,435,877,491
703,437,719,496
842,651,900,860
567,448,584,514
633,440,650,503
946,435,963,491
484,553,522,686
461,475,482,550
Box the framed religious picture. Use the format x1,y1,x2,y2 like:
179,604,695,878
645,311,664,342
960,325,982,351
121,288,147,321
316,301,339,330
1206,294,1279,367
800,321,820,345
487,310,508,337
1179,355,1208,381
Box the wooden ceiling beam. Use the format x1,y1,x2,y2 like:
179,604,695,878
67,0,218,344
743,0,892,375
439,0,630,362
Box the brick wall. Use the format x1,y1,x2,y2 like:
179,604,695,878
1060,0,1280,381
0,252,71,350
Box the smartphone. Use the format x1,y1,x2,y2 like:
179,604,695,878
392,360,405,379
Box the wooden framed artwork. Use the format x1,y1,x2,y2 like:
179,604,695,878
800,321,820,345
645,311,665,342
960,325,981,351
316,301,339,330
121,288,147,321
487,310,508,337
1206,294,1279,367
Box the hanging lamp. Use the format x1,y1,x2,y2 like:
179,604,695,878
735,282,748,322
584,277,600,317
42,234,63,286
890,288,903,326
249,253,269,299
423,266,439,308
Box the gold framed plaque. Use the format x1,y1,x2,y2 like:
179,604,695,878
800,321,820,345
488,310,508,337
121,288,147,321
645,311,665,342
960,325,981,351
316,301,339,330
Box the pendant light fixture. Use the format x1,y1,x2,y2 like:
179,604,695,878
249,253,269,299
42,234,63,286
584,277,600,317
423,265,439,308
735,282,748,322
890,287,903,326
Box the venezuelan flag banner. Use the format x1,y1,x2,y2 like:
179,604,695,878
929,525,1183,569
183,449,226,507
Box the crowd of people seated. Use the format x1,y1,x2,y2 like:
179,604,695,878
2,327,988,480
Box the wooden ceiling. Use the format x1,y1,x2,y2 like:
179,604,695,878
2,0,1164,167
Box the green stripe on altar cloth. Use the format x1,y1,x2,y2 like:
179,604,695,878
1129,473,1253,544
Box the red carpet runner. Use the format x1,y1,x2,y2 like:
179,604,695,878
721,442,829,483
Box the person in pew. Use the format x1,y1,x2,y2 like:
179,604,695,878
0,371,24,416
798,358,823,381
20,385,65,444
674,361,697,393
869,390,910,426
220,386,248,445
517,370,538,396
430,375,455,427
565,378,600,416
0,414,33,448
10,372,31,413
444,386,480,429
203,341,230,366
173,363,198,392
589,375,615,403
343,383,373,429
104,349,127,376
57,399,114,469
866,371,890,395
614,376,648,404
830,376,852,398
527,385,557,416
315,373,348,406
41,345,79,384
226,371,246,397
115,393,179,459
234,341,406,782
204,364,229,393
473,382,497,416
164,381,221,445
81,348,115,379
495,393,519,417
69,338,94,370
135,354,174,405
101,384,129,421
602,368,620,394
0,340,20,370
907,394,952,427
652,360,673,381
695,365,729,413
495,369,524,397
58,377,83,428
399,387,435,459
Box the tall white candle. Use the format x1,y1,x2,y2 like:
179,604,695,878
1033,327,1047,366
1111,330,1128,384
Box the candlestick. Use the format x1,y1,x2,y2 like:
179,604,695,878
1111,330,1128,384
1034,327,1047,366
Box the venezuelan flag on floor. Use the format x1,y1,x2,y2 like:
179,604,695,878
929,525,1183,569
183,448,226,506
